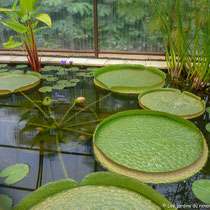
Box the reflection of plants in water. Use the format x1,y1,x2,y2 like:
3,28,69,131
19,92,110,177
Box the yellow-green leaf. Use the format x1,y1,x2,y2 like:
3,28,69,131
2,20,27,33
35,13,52,28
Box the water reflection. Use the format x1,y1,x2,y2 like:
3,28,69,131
0,68,209,207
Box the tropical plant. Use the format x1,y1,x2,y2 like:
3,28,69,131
0,0,52,72
150,0,209,90
0,163,30,209
18,92,110,177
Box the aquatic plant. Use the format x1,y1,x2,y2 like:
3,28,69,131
0,163,30,209
13,172,176,210
19,92,110,177
150,0,209,90
0,0,53,72
192,179,210,204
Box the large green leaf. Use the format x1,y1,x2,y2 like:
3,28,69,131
2,21,27,33
0,194,13,210
3,41,22,49
20,0,39,14
0,164,30,185
94,110,208,183
138,88,205,119
35,13,52,28
14,172,176,210
192,179,210,204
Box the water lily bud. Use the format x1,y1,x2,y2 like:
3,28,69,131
42,96,52,106
78,135,87,141
69,61,73,65
75,97,86,104
36,127,43,132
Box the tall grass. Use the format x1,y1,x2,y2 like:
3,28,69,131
150,0,209,90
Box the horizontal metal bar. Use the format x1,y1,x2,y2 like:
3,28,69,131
0,184,35,192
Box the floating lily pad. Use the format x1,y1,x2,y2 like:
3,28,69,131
46,77,58,82
192,179,210,204
0,163,30,185
76,72,94,78
14,172,176,210
138,88,205,119
52,84,65,89
70,79,80,83
0,72,41,96
67,67,79,71
94,65,166,94
15,64,28,68
0,69,8,73
206,123,210,132
57,80,69,85
67,83,77,87
206,107,210,114
9,70,24,74
41,74,53,79
93,110,208,183
39,86,52,93
0,64,7,68
56,71,66,76
0,194,13,210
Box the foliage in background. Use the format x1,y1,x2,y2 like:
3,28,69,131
0,0,164,52
0,0,52,72
151,0,209,90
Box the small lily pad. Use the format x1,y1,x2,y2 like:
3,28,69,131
57,71,66,76
0,64,7,68
57,80,69,85
52,85,65,89
70,79,80,83
42,97,52,106
41,75,53,79
206,123,210,132
206,107,210,114
39,86,52,93
0,69,8,73
0,194,13,210
15,64,28,68
67,83,77,87
0,164,30,185
76,72,86,77
192,179,210,204
46,77,58,82
9,70,24,74
67,67,79,71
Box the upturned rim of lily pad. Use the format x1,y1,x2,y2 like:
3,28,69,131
94,64,166,94
13,172,176,210
93,110,208,184
0,72,41,96
138,88,206,119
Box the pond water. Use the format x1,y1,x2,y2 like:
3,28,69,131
0,65,209,209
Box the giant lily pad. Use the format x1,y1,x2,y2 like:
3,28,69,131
14,172,176,210
94,64,166,94
138,88,205,119
0,194,13,210
0,72,41,96
93,110,208,183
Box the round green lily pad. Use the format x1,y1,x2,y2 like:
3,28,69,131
46,77,58,82
9,70,24,74
15,64,28,68
39,86,52,93
70,79,80,83
56,71,66,76
0,72,41,96
93,110,208,183
138,88,205,119
57,80,69,85
206,123,210,132
41,74,53,79
14,172,176,210
94,64,166,94
0,69,8,73
0,64,7,68
52,84,65,90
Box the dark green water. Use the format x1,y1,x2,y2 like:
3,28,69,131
0,65,209,209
